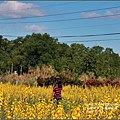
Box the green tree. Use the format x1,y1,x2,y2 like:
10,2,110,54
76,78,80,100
70,43,88,74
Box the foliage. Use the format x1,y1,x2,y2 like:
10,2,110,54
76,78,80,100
1,33,120,80
0,66,120,87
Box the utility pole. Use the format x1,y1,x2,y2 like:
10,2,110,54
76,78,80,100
20,65,22,75
11,63,13,74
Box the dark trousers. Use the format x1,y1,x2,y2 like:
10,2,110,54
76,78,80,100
55,98,62,104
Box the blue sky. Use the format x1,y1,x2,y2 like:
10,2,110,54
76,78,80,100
0,1,120,55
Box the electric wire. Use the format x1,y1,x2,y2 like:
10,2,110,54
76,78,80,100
64,38,120,43
0,5,120,20
53,32,120,38
1,22,120,34
47,22,120,31
1,13,120,24
2,32,120,38
2,34,120,43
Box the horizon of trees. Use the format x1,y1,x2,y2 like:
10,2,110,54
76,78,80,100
0,33,120,79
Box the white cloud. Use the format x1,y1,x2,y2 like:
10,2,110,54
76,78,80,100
24,24,47,33
0,1,46,18
80,9,120,19
105,10,120,19
80,12,100,18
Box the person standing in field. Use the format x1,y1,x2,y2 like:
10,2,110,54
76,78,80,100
52,76,62,104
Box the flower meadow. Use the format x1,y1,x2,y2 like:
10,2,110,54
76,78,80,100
0,83,120,119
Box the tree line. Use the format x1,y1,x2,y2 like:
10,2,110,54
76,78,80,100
0,33,120,79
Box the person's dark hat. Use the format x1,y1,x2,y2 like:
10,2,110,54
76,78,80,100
54,76,61,82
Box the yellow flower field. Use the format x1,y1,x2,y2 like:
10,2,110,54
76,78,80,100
0,83,120,119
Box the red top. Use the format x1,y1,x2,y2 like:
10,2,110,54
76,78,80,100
53,85,62,99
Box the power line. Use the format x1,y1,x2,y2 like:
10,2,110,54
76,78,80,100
1,13,120,24
2,34,120,43
0,5,120,21
39,2,78,8
1,35,23,37
64,38,120,43
47,22,120,31
1,22,120,34
2,32,120,38
53,32,120,38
